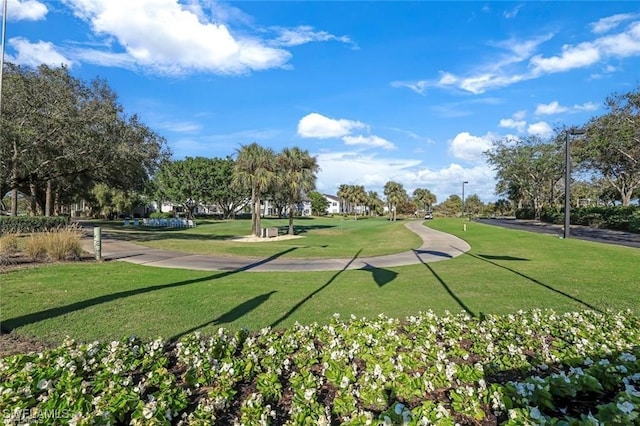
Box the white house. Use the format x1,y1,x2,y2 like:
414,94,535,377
323,194,341,214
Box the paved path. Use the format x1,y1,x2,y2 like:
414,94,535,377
81,221,471,272
476,218,640,249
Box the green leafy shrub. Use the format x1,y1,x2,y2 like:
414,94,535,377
0,216,69,233
540,207,563,224
515,208,535,219
149,212,173,219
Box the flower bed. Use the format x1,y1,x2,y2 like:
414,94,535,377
1,309,639,425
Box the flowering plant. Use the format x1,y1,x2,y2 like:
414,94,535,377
1,309,638,425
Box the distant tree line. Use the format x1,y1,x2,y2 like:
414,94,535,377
0,64,170,217
484,87,640,220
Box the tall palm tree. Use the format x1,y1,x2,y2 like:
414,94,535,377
413,188,437,213
277,147,319,235
337,184,350,215
232,142,275,237
366,190,382,216
384,181,407,221
351,185,367,219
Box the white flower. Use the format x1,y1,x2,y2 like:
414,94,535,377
617,401,635,414
626,384,640,397
530,406,542,420
304,388,315,401
143,402,157,419
36,379,49,390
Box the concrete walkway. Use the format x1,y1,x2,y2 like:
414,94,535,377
81,221,471,272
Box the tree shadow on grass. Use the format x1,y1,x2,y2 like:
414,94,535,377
412,250,476,317
1,248,297,333
171,291,277,341
414,249,453,258
361,263,398,287
478,254,529,261
270,249,362,329
465,252,602,313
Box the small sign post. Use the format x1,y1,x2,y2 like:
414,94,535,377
94,226,102,261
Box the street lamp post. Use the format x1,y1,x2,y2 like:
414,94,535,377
462,181,469,218
564,128,586,239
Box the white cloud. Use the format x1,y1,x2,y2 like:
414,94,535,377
535,100,598,115
313,151,498,202
512,110,527,120
156,120,203,133
61,0,291,75
574,102,598,112
314,151,420,193
297,113,366,139
6,37,74,67
390,80,429,95
448,132,494,163
503,4,523,19
395,18,640,95
342,135,396,150
499,118,527,133
530,42,601,74
527,121,553,138
590,13,639,34
3,0,47,21
271,25,356,48
530,22,640,75
535,101,568,115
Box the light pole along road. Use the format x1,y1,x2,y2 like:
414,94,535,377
564,127,586,239
462,181,469,218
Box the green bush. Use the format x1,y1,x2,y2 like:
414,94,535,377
149,212,173,219
540,207,563,224
0,216,69,233
568,206,639,232
515,208,535,219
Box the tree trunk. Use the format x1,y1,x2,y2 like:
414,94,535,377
288,205,294,235
253,192,261,237
11,188,17,216
54,188,61,216
45,179,52,217
30,182,37,216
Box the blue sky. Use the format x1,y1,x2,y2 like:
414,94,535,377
4,1,640,202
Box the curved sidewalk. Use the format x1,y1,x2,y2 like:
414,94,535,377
81,221,471,272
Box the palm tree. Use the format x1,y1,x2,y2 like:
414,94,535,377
384,181,407,221
413,188,437,213
232,143,275,237
366,190,382,216
277,147,319,235
351,185,367,219
337,184,350,215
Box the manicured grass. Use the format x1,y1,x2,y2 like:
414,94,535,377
2,219,638,344
84,216,423,259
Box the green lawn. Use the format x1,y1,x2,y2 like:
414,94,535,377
84,216,423,258
2,219,638,344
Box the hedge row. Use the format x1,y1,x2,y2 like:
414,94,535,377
515,206,640,233
0,216,70,233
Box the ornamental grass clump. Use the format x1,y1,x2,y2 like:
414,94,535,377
0,232,19,255
22,225,83,261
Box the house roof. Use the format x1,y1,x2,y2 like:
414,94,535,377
323,194,340,202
